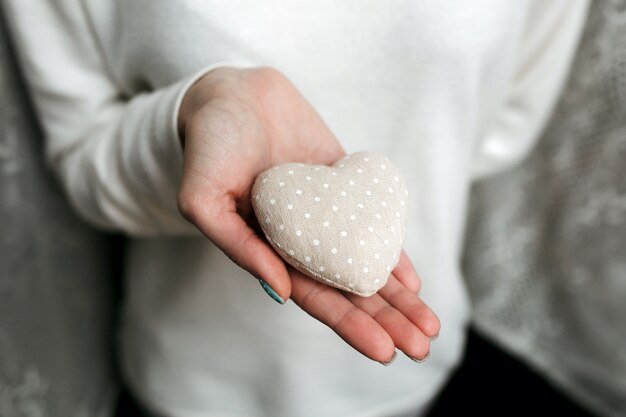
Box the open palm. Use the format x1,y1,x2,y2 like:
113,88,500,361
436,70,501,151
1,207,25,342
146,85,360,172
178,67,439,364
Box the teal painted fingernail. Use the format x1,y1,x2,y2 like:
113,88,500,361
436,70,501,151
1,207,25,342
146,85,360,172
258,279,285,304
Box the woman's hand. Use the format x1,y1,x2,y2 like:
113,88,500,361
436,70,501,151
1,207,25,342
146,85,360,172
177,67,440,364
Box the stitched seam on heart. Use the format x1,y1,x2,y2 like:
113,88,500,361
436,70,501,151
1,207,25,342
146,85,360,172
252,151,405,298
265,236,378,297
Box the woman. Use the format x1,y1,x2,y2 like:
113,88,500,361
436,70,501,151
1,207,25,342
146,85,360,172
3,1,589,416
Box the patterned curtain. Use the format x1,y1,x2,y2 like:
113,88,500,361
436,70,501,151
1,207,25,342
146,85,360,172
0,7,119,417
463,2,626,416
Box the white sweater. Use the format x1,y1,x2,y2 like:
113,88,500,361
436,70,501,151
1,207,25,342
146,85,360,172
3,1,589,416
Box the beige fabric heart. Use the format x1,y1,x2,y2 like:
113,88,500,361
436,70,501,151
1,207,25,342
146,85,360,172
252,151,408,296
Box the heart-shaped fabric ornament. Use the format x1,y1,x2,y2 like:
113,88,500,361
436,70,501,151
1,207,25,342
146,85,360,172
252,151,408,296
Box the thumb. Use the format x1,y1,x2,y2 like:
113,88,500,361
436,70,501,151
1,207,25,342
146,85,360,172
178,192,292,303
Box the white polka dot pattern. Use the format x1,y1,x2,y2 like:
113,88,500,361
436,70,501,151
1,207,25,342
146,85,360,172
251,151,408,297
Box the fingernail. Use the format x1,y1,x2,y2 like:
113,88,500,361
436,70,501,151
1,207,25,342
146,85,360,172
409,351,430,363
258,279,285,304
379,351,397,366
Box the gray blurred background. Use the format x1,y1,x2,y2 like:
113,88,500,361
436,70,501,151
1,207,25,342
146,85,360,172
0,1,624,416
463,1,626,416
0,5,118,417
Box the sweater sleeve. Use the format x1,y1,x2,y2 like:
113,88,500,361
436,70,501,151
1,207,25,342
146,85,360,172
2,0,224,236
471,0,590,179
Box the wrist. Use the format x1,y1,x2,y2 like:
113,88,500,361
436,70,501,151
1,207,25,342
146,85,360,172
177,65,233,146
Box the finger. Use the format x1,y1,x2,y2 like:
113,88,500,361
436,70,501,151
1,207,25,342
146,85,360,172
298,128,346,167
343,287,430,360
181,192,292,302
289,267,396,364
377,275,440,339
392,250,421,294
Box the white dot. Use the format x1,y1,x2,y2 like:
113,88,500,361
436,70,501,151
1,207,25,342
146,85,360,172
335,273,341,279
386,266,391,271
331,248,338,254
373,178,379,184
384,239,389,245
393,253,397,259
405,190,409,196
363,157,370,161
357,203,364,209
366,190,372,196
288,249,295,256
340,231,347,237
265,218,270,223
270,199,276,205
349,180,355,186
331,172,338,176
400,200,405,206
297,163,305,167
323,183,329,189
279,182,285,187
374,278,380,284
262,178,268,183
273,166,280,170
306,176,312,181
314,197,321,202
287,204,294,210
381,164,386,170
314,167,321,171
381,201,387,207
340,191,347,197
368,226,374,232
375,213,382,219
374,253,380,259
388,187,394,193
347,258,353,264
304,213,311,219
396,212,400,217
296,189,302,195
338,164,345,168
332,205,338,211
394,176,399,182
363,267,369,273
357,168,363,174
390,226,395,232
296,230,302,236
323,221,330,227
255,194,260,200
359,240,365,246
313,239,320,246
279,224,285,230
305,256,311,262
350,215,356,221
319,266,325,272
